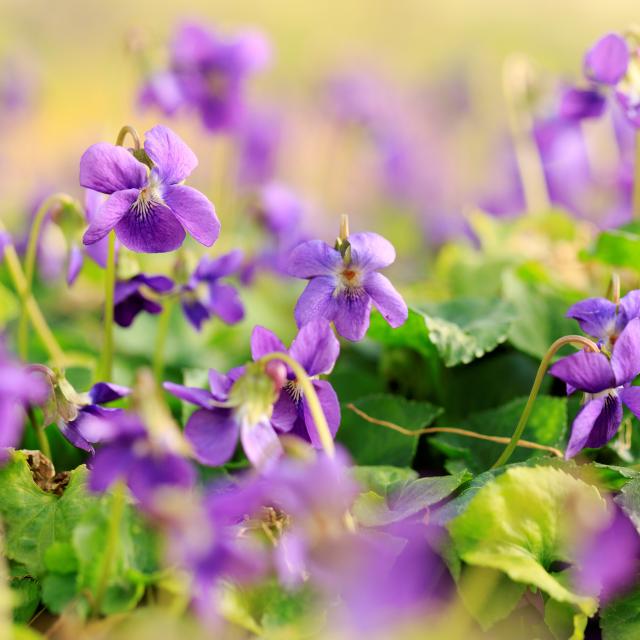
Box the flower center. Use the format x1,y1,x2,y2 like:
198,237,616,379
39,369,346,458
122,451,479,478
132,173,163,219
206,68,230,98
335,264,363,298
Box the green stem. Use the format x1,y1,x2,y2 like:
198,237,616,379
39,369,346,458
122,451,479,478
115,125,141,149
0,235,65,366
152,298,175,381
98,231,117,382
633,130,640,219
259,352,335,457
28,407,51,460
92,482,127,617
491,334,599,469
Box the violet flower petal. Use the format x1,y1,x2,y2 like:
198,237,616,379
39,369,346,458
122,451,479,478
182,297,210,330
144,125,198,184
301,379,341,448
164,382,214,409
611,318,640,385
208,282,244,324
333,291,372,341
363,271,408,328
184,408,240,466
115,201,186,253
621,385,640,419
348,232,396,270
289,319,340,376
88,442,137,492
294,276,338,327
66,245,84,285
288,240,341,278
88,382,130,404
83,189,139,245
241,419,283,470
548,350,616,394
271,392,298,433
566,297,617,340
163,184,220,247
584,33,629,85
566,396,622,458
79,143,147,194
251,325,287,361
559,87,608,120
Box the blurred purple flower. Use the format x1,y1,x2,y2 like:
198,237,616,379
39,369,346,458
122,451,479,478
288,231,407,341
235,109,281,187
80,125,220,253
549,318,640,457
0,231,9,260
114,273,174,328
179,250,244,331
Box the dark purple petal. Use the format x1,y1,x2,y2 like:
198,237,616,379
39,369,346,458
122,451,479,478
66,245,84,285
83,189,138,245
163,382,214,409
208,282,244,324
611,318,640,385
289,319,340,376
144,125,198,184
271,392,298,432
333,291,372,342
565,395,622,458
209,369,233,400
301,380,340,448
548,350,616,394
251,326,286,361
240,419,283,470
584,33,629,85
195,249,243,280
294,276,338,328
127,452,196,506
163,185,220,247
79,143,147,194
560,87,608,120
566,297,617,340
115,201,186,253
59,417,94,453
363,271,408,329
348,232,396,271
88,443,137,492
88,382,130,405
182,297,210,330
114,292,162,327
139,274,174,293
287,240,341,278
185,408,239,466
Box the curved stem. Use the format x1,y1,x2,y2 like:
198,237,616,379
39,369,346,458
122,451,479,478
18,193,76,360
153,298,174,381
28,407,51,460
258,352,335,457
115,125,141,150
98,231,117,382
1,236,65,366
633,130,640,220
92,481,127,617
346,403,564,458
491,335,599,469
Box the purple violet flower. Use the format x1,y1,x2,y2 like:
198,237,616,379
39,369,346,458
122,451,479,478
0,231,9,261
549,318,640,457
235,109,281,187
179,250,245,331
79,124,220,253
114,273,174,328
288,231,408,341
250,320,341,448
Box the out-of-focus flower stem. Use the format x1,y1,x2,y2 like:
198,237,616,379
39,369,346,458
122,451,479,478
152,297,175,382
259,352,335,457
491,334,599,469
18,192,76,360
633,130,640,219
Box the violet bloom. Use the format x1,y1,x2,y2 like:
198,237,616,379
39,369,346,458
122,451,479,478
0,231,8,260
288,231,408,341
164,362,290,469
80,124,220,253
0,343,48,452
180,250,244,331
141,22,270,132
235,109,281,187
549,318,640,457
114,273,174,328
250,320,341,448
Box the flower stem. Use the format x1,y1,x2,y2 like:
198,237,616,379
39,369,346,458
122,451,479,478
259,352,335,457
92,481,127,617
115,125,141,150
491,334,599,469
339,214,350,241
0,234,65,366
98,231,117,382
152,298,174,382
27,407,51,460
634,130,640,220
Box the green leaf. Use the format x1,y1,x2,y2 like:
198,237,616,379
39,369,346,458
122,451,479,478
545,596,588,640
368,308,438,359
418,298,516,367
615,477,640,531
337,394,443,466
10,578,40,623
40,573,79,615
0,452,95,577
448,465,605,615
600,584,640,639
431,395,567,473
43,542,77,574
589,224,640,271
352,466,418,495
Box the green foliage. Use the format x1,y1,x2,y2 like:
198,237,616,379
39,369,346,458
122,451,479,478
600,585,640,640
589,223,640,271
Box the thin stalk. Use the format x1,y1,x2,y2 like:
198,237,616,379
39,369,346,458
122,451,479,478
339,214,350,241
92,482,127,617
1,237,65,366
115,125,141,149
98,231,117,381
18,193,75,360
634,130,640,219
259,352,335,457
346,403,564,458
491,334,599,469
152,298,175,381
28,407,51,460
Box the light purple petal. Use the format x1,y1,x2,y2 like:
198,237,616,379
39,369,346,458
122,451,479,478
185,408,239,466
611,318,640,385
302,380,340,448
287,240,341,278
560,87,608,120
144,125,198,184
163,382,213,409
83,189,138,245
620,290,640,326
0,402,25,449
251,326,287,361
115,201,186,253
88,443,137,493
196,249,244,280
289,319,340,376
621,386,640,419
548,350,615,394
163,184,220,247
209,369,233,401
241,419,283,470
584,33,629,85
127,452,195,507
348,232,396,271
333,291,372,341
363,271,408,329
79,143,147,194
566,297,617,340
271,392,298,432
66,245,84,285
139,274,174,293
208,282,244,324
294,276,338,328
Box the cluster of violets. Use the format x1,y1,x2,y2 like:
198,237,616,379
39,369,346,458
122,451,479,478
4,21,640,634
